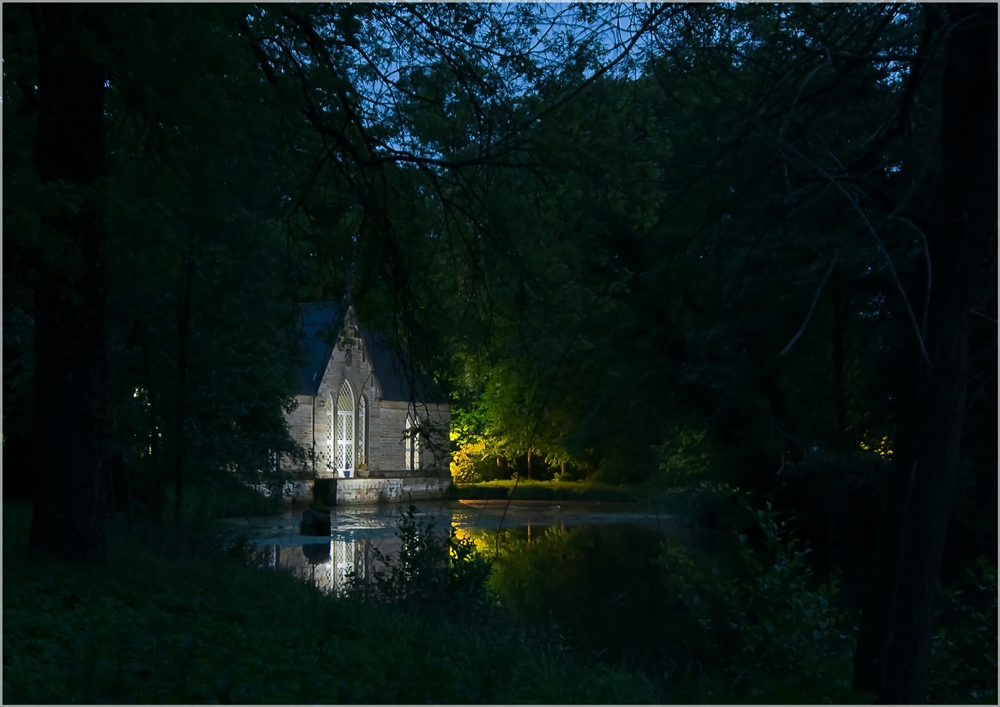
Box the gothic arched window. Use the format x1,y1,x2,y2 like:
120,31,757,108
336,381,355,477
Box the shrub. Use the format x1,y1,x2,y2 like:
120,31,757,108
929,556,998,704
658,504,867,703
450,440,488,482
450,441,510,482
170,480,279,524
654,425,714,481
655,481,748,530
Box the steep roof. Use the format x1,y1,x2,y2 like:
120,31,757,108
296,302,447,404
297,301,345,397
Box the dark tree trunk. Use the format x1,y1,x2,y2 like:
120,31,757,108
174,241,195,521
28,5,110,562
117,397,134,529
139,324,165,526
526,447,532,480
853,6,997,703
831,271,846,435
147,381,164,525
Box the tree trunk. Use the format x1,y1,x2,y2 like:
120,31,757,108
831,270,846,435
526,447,532,481
135,307,164,525
852,7,997,703
28,5,110,562
174,240,196,521
119,403,134,529
147,379,164,526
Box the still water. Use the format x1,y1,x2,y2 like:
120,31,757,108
221,500,717,597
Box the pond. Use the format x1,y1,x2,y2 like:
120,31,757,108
223,499,732,671
222,499,723,599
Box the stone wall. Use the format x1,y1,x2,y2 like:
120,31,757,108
373,400,450,474
286,395,314,453
283,477,452,505
334,477,452,504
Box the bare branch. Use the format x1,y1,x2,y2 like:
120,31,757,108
779,252,838,357
772,136,933,364
970,308,998,324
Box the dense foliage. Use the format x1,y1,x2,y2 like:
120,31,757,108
3,3,995,703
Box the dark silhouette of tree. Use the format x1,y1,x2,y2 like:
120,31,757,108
27,5,110,561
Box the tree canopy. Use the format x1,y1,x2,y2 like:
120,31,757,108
3,3,995,703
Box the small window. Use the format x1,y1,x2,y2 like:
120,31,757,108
404,415,420,472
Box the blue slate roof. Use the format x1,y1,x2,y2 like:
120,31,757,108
297,302,446,404
298,301,345,397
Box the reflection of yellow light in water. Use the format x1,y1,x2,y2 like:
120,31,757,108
451,523,493,553
860,435,893,458
452,524,472,541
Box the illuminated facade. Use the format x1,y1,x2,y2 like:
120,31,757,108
283,302,450,479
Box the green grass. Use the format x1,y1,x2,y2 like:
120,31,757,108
452,479,646,502
3,499,656,704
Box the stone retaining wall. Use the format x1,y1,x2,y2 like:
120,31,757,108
336,477,451,504
285,477,452,505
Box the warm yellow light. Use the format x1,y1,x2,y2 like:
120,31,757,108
860,434,893,458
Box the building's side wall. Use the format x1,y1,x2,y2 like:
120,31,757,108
372,402,407,473
287,395,314,448
423,403,451,473
281,395,314,475
371,400,450,475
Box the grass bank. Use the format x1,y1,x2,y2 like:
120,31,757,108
2,498,655,704
452,479,645,502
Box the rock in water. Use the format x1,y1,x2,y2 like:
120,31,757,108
300,509,331,536
302,541,331,564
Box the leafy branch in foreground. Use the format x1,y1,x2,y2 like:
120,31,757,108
658,504,863,703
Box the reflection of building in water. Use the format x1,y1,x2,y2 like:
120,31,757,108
264,535,404,595
323,537,368,594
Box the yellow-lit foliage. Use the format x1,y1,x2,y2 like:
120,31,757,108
859,433,894,458
451,441,489,482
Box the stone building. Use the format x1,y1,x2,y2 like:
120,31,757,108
283,301,450,480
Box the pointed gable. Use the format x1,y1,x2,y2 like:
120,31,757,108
296,302,447,404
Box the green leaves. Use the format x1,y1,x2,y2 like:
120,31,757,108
929,557,999,704
658,506,863,703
